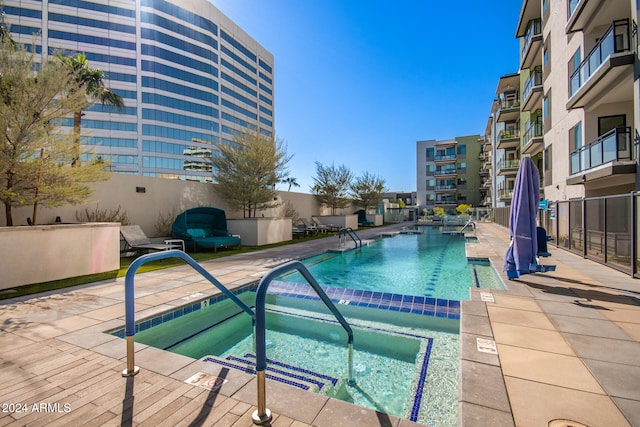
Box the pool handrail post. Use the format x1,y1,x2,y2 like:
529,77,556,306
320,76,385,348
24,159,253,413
122,249,255,377
338,227,361,248
252,261,355,424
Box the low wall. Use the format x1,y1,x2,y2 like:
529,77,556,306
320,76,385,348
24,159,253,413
0,223,120,289
367,214,383,226
227,218,292,246
314,215,359,230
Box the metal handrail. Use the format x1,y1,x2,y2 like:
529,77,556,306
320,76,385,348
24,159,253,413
338,227,362,248
121,249,255,377
252,261,355,424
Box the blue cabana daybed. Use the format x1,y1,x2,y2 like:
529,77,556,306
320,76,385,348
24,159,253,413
171,207,241,251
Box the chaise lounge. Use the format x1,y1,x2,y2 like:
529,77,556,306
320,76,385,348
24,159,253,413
171,207,241,252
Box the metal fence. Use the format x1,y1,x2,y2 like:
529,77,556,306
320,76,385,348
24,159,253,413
494,193,639,278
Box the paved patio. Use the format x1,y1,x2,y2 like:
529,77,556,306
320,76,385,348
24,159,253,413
0,222,638,426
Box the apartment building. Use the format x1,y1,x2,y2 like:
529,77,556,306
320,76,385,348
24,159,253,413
415,135,482,213
484,0,637,207
2,0,274,182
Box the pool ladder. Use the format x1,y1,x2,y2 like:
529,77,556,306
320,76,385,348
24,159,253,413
122,251,354,426
338,227,362,248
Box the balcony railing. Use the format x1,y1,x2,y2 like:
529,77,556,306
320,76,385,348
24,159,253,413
434,169,456,176
498,188,514,199
570,127,632,175
522,19,542,59
523,118,543,143
435,185,456,191
569,20,630,97
497,159,521,171
434,155,456,162
500,98,520,110
499,129,520,140
523,68,543,101
435,199,457,205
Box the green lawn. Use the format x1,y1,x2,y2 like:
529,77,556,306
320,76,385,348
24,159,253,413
0,231,345,301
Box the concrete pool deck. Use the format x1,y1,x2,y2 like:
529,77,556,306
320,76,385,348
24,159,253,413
0,222,638,426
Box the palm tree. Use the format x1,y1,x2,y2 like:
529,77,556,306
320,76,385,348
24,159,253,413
281,176,300,191
56,53,124,166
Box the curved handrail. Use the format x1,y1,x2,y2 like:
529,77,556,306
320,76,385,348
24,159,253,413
251,260,355,424
122,249,255,377
338,227,361,248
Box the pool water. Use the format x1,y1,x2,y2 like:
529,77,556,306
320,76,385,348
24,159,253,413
128,294,459,426
279,228,503,300
117,230,503,426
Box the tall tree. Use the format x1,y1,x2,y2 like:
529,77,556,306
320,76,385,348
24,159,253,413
211,130,291,218
281,176,300,191
1,38,108,226
311,162,353,215
350,172,386,211
55,53,124,166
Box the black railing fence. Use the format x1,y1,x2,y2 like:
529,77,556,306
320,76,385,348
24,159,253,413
494,192,639,278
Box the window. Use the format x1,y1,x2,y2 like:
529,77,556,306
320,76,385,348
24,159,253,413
543,38,550,76
457,162,467,172
457,144,466,155
426,164,435,174
569,122,582,151
542,0,548,16
569,48,581,94
598,115,626,136
544,146,552,172
543,91,551,130
426,147,434,159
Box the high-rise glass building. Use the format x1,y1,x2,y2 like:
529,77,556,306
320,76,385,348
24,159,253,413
2,0,274,182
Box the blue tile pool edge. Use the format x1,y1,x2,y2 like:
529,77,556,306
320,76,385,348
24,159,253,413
108,281,462,338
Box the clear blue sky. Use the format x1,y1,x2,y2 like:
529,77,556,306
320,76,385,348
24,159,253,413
212,0,522,193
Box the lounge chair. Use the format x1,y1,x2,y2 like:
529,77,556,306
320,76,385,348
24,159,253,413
121,225,183,254
309,217,328,233
299,218,319,234
312,217,340,232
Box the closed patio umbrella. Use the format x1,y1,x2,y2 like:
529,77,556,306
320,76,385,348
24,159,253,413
504,157,539,279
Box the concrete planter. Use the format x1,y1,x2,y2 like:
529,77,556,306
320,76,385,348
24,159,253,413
313,214,359,230
0,222,121,290
227,218,292,246
367,214,383,226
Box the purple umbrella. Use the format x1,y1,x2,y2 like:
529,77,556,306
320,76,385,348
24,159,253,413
504,157,539,279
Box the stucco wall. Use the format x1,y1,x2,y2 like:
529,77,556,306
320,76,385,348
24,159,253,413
1,174,363,237
0,223,120,289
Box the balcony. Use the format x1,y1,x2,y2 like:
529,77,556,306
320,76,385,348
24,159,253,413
566,0,628,34
521,118,544,155
496,98,521,122
497,159,521,176
521,19,542,70
521,68,543,112
435,198,457,206
434,184,456,193
434,168,456,177
434,154,457,164
567,20,634,110
497,188,514,201
496,129,520,149
567,127,635,183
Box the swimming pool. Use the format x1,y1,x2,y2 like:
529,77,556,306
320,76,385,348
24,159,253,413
115,288,459,426
115,228,501,425
279,227,503,300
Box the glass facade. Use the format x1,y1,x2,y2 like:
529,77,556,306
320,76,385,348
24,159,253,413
3,0,274,182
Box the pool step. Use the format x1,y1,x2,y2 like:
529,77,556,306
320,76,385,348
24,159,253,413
201,354,346,398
